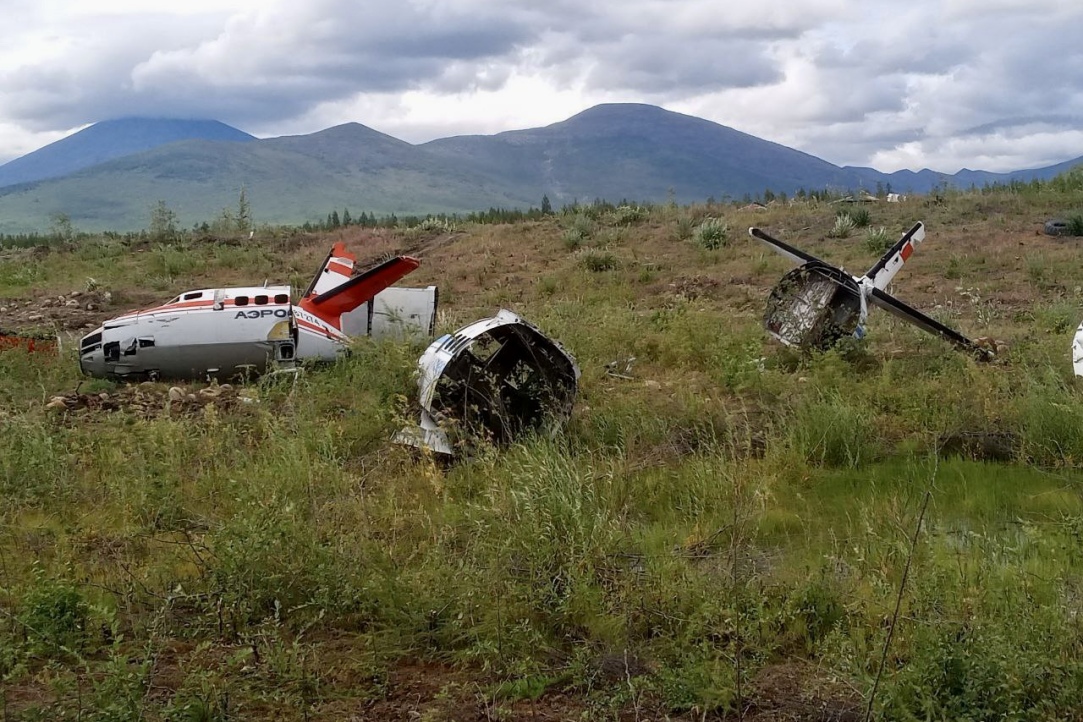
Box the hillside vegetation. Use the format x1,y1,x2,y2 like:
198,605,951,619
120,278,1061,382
3,178,1083,720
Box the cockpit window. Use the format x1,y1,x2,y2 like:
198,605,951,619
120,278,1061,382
183,292,202,301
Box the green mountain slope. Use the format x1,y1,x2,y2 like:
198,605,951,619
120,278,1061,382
0,118,255,188
0,104,1078,234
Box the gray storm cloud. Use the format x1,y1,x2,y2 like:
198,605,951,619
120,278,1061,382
0,0,1080,172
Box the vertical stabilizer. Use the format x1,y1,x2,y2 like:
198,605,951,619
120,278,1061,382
864,222,925,290
298,248,421,330
303,242,357,298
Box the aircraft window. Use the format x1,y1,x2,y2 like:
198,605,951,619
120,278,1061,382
81,332,102,349
183,292,202,301
274,293,289,304
138,338,155,348
235,296,249,306
255,295,269,305
104,341,119,363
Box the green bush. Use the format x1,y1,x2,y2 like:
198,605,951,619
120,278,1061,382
1066,213,1083,236
846,207,871,227
863,226,892,253
693,217,729,250
562,228,585,250
788,394,879,468
828,213,856,238
674,215,694,241
18,574,89,657
608,205,648,226
579,249,619,272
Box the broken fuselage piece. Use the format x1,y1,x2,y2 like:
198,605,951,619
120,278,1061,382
751,223,993,359
397,310,580,455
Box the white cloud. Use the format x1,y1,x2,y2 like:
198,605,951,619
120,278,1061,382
0,0,1081,173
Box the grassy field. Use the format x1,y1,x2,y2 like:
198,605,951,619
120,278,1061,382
3,182,1083,720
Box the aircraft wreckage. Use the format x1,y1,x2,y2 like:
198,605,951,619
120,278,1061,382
78,243,437,381
396,310,580,455
72,242,579,454
750,222,994,360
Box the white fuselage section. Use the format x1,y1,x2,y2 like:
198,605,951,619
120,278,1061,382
78,285,348,381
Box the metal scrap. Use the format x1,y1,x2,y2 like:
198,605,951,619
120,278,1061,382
396,310,580,455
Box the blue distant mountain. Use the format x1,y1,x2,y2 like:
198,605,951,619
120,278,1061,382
0,105,1078,233
0,118,255,188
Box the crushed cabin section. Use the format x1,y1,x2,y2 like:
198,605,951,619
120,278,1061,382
397,310,580,456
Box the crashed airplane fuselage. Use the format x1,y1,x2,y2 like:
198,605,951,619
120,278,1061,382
751,222,992,359
78,243,437,381
397,310,580,455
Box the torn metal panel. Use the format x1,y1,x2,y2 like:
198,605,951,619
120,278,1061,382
341,286,439,340
397,309,580,455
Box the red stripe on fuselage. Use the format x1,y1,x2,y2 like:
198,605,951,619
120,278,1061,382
116,298,290,320
296,317,343,340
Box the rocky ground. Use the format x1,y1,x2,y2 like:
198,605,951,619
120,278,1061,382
1,288,117,333
43,382,259,420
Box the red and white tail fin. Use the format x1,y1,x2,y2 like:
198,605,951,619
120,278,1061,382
303,242,357,298
299,245,421,330
864,222,924,291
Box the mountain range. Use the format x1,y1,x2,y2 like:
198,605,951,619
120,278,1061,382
0,104,1078,234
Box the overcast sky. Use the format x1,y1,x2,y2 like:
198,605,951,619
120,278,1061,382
1,0,1080,173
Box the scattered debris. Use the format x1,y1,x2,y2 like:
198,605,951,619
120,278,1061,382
832,192,879,203
605,356,637,380
667,275,720,300
43,383,257,420
938,430,1016,462
750,223,994,360
1,289,114,332
1045,219,1070,237
0,327,58,354
396,310,580,455
974,336,1009,356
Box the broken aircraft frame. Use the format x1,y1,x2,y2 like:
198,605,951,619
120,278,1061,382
750,222,993,360
77,242,437,381
396,309,580,455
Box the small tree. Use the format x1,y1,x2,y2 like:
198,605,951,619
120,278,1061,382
237,186,251,233
210,207,238,235
149,200,178,241
541,194,553,215
49,212,74,241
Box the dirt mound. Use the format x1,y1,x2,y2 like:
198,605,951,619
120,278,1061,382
1,289,118,332
44,383,257,419
666,275,721,300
